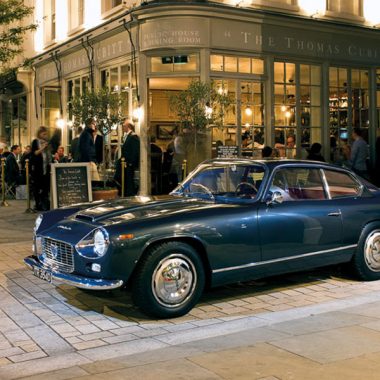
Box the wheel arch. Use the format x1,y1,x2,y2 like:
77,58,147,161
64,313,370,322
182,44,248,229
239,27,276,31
129,236,212,289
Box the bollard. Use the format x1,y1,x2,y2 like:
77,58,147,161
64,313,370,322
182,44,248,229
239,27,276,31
121,157,126,198
181,159,187,180
24,159,34,213
1,157,9,207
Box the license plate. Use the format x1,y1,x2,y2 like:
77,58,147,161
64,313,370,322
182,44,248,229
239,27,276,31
33,266,52,283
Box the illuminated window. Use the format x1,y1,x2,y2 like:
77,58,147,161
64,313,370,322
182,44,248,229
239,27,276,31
210,55,264,75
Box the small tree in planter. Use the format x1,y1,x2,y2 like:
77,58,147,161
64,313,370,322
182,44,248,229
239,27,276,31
69,88,124,190
169,80,232,172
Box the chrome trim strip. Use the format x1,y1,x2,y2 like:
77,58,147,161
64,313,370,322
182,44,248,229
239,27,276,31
24,256,124,290
213,244,357,274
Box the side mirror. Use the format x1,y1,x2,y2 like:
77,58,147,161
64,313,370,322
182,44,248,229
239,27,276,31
266,191,284,205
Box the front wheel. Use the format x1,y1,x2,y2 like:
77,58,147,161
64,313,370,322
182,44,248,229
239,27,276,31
352,225,380,281
132,242,205,318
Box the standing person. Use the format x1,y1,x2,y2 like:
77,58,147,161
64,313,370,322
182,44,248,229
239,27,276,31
79,118,99,181
5,145,21,193
117,119,140,196
93,126,104,165
70,126,82,162
30,126,51,211
350,128,369,179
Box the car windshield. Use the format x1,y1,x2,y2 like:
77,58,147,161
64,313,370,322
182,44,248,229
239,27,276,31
171,162,266,203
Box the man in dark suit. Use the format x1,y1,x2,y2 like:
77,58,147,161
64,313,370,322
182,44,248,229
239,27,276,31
117,119,140,196
5,145,21,193
93,127,104,164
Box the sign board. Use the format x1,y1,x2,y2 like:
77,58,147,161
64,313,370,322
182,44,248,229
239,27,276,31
51,163,92,209
217,145,238,158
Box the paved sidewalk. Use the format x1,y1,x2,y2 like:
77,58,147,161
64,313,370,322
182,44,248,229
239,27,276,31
2,201,380,378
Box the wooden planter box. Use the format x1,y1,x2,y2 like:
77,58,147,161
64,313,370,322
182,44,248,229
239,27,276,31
92,188,119,201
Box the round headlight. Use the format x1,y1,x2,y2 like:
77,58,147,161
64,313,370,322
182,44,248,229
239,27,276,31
94,228,109,257
34,214,43,233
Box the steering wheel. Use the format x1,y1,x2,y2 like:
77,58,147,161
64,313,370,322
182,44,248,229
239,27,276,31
235,182,258,198
190,183,215,200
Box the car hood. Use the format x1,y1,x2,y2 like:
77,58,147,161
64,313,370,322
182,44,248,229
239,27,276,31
73,195,225,224
39,195,230,244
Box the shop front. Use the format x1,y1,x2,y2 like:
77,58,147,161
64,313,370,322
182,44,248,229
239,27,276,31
32,3,380,195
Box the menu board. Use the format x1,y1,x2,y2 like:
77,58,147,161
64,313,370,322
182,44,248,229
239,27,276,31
51,163,92,209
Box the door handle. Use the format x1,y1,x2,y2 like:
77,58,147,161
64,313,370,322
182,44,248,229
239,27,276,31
328,211,341,217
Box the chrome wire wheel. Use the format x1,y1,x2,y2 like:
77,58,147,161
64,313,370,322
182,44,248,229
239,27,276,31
364,230,380,272
152,254,197,308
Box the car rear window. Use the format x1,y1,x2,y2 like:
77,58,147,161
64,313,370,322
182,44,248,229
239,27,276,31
323,170,361,198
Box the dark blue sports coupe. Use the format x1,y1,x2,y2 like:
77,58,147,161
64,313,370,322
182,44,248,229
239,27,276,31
24,159,380,318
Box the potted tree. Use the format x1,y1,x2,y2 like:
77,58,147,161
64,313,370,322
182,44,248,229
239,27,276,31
169,80,232,172
69,88,124,200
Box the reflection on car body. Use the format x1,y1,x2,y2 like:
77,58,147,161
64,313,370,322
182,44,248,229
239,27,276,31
24,159,380,318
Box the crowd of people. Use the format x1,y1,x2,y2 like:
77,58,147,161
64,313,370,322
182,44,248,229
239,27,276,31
0,124,374,210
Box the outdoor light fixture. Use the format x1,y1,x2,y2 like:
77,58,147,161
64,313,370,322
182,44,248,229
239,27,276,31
281,105,287,112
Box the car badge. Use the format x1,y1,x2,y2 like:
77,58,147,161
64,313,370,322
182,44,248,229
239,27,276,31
50,244,59,259
58,225,71,231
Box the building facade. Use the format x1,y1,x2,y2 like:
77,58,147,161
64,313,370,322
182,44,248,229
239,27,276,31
2,0,380,193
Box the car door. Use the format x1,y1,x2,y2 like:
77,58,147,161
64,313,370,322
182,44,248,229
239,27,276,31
258,167,343,262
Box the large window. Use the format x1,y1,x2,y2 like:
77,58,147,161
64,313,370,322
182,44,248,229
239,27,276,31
69,0,84,32
43,0,56,44
211,55,264,75
274,62,321,158
329,67,369,164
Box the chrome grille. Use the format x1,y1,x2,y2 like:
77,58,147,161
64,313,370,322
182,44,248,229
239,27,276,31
41,237,74,273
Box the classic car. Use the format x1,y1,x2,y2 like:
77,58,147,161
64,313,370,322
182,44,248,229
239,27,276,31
24,159,380,318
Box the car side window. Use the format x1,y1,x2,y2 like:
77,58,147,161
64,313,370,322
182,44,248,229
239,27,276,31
269,168,326,201
323,170,361,198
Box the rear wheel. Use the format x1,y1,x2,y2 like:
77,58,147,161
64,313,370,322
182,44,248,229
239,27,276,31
132,241,205,318
352,224,380,280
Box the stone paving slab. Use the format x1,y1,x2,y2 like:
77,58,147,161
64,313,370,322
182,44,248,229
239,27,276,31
2,239,380,378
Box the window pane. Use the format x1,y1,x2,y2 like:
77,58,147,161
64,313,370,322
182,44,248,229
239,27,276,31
252,59,264,74
310,65,321,85
300,65,310,84
239,57,251,74
121,65,129,91
151,57,172,73
286,63,296,84
274,62,284,83
225,56,237,72
210,55,223,71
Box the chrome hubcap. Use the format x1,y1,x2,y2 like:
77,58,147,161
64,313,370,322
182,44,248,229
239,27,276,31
152,254,196,307
364,230,380,272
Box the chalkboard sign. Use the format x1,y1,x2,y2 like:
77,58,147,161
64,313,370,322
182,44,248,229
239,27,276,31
217,145,238,158
51,163,92,209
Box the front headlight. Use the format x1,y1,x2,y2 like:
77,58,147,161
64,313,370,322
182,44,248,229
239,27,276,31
34,214,43,233
76,228,109,259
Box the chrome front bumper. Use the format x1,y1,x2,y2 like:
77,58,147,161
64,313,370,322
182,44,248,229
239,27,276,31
24,255,124,290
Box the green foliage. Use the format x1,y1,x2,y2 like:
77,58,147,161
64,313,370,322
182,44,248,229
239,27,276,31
69,88,125,136
0,0,37,72
169,80,232,134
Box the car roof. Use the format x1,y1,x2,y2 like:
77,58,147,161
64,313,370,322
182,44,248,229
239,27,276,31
204,158,345,171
